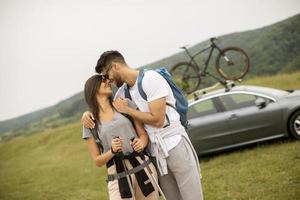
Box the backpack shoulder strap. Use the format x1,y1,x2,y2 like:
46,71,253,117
124,69,147,101
137,68,176,105
124,84,132,100
89,126,104,153
137,69,148,101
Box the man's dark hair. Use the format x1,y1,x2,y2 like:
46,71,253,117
95,50,125,73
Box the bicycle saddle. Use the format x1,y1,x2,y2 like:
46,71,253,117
210,37,218,42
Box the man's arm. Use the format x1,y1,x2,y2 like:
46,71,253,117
82,85,127,129
113,97,166,128
81,111,95,128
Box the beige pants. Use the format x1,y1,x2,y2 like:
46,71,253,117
107,156,159,200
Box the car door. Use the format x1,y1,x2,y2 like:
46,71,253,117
187,97,233,155
218,92,284,145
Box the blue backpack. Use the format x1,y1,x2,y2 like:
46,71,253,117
124,67,188,128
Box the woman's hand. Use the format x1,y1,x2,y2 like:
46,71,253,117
111,137,123,154
81,111,95,129
131,138,145,153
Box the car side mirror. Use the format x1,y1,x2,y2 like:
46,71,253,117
255,97,267,109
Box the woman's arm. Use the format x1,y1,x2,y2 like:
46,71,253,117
86,137,122,167
131,118,149,153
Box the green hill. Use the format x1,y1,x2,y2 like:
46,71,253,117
0,92,87,140
1,13,300,139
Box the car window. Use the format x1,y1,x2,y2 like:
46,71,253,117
188,99,218,119
220,94,257,110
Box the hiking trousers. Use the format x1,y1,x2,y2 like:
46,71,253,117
158,138,204,200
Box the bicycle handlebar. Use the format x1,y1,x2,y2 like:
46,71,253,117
179,37,217,50
179,45,189,50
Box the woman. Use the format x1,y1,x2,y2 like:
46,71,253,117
82,74,159,200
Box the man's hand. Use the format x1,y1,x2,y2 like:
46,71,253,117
81,111,95,128
113,98,130,114
131,138,145,153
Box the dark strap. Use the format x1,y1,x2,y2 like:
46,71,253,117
128,156,154,197
106,158,114,168
124,84,132,100
106,159,151,182
124,69,146,100
137,69,147,100
107,152,155,197
89,128,103,153
114,154,133,198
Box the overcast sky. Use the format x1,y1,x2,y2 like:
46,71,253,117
0,0,299,121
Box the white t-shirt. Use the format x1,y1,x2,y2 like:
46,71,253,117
114,70,181,151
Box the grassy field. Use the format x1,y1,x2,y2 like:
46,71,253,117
0,71,300,200
243,70,300,90
0,123,109,200
201,139,300,200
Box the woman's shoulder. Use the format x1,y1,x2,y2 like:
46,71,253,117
114,111,128,120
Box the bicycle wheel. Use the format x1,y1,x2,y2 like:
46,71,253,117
170,62,200,94
215,47,250,80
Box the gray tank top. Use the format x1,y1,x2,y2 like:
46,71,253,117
82,112,137,155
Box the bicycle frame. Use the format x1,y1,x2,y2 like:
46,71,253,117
182,39,227,84
184,40,223,74
173,37,250,94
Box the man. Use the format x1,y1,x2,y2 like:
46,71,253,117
82,50,204,200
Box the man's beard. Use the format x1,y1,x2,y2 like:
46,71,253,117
114,75,124,87
115,80,123,87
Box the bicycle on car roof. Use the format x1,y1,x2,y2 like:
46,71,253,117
170,37,250,94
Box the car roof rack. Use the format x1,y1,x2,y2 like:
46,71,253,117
191,79,238,101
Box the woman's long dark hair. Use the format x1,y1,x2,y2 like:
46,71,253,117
84,75,112,128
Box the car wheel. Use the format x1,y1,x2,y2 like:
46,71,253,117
289,110,300,140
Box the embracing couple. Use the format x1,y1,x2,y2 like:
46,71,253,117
82,50,204,200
